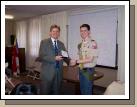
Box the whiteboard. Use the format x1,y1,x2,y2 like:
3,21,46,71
68,9,118,67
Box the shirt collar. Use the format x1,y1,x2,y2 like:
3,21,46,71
82,37,91,43
51,37,57,45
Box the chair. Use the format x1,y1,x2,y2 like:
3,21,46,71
5,74,22,94
10,83,38,95
26,58,41,80
5,63,22,94
104,81,125,95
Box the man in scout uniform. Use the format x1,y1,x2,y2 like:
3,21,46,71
76,24,98,95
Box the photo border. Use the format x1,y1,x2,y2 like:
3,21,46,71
1,1,133,104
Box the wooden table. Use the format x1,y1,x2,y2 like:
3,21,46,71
63,66,104,94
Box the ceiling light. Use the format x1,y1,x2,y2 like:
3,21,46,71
5,14,14,19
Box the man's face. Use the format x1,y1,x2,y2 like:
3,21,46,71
50,28,60,39
80,27,90,39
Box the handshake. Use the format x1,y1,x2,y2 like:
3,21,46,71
55,55,78,66
60,50,78,66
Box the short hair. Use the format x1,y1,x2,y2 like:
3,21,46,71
80,24,90,31
50,24,60,32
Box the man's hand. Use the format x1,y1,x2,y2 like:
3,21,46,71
69,59,76,66
55,55,63,61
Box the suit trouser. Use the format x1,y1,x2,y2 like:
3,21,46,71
40,68,62,95
51,68,62,95
79,67,94,95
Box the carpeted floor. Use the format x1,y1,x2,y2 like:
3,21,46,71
7,71,106,95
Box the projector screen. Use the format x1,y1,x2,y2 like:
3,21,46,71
68,8,118,67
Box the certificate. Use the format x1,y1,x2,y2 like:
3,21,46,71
61,50,69,58
61,50,70,65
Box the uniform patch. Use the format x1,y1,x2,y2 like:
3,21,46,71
91,41,97,49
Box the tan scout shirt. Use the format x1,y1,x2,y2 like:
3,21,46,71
78,38,98,68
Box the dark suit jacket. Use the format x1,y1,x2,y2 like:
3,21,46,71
39,38,66,82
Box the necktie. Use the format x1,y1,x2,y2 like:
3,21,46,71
54,40,59,68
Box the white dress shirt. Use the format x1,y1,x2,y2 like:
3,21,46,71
51,37,58,48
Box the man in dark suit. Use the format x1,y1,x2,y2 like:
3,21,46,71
39,24,74,95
